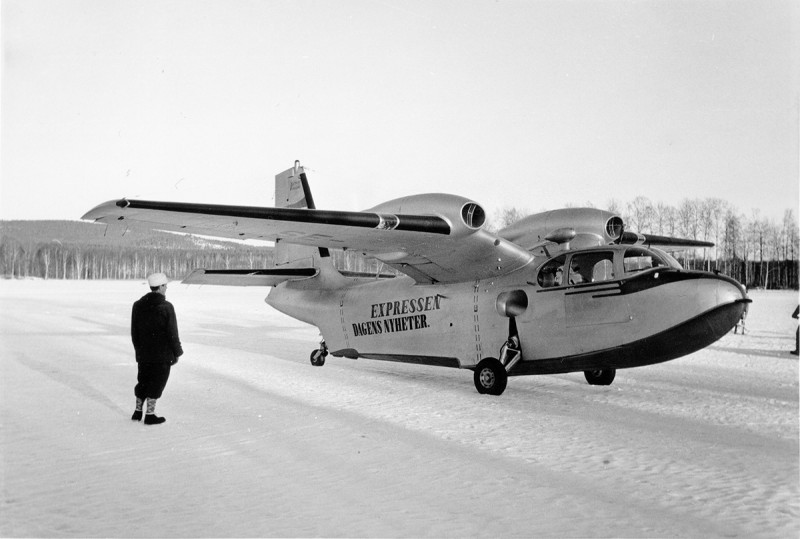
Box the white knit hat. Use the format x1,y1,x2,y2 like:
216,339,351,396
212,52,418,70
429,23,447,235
147,273,169,287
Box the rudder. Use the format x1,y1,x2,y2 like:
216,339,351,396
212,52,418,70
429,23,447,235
274,161,330,266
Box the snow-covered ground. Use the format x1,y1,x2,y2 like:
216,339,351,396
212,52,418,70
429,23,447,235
1,280,797,538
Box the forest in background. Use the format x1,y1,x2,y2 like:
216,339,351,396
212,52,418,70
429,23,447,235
2,194,799,289
0,221,275,281
0,220,385,281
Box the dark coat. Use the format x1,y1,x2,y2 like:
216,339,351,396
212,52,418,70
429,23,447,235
131,292,183,365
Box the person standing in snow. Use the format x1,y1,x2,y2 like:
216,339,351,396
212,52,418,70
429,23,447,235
791,305,799,356
131,273,183,425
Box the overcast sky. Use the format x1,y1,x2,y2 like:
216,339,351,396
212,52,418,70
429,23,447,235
2,0,798,226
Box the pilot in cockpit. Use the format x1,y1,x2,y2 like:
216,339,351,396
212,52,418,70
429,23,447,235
538,265,564,288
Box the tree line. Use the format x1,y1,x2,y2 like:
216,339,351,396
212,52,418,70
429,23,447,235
0,225,274,281
0,220,389,281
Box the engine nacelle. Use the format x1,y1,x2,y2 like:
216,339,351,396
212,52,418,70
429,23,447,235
366,194,486,238
498,207,623,251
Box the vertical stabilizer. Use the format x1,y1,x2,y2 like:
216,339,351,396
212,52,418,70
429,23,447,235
274,161,331,266
275,160,313,209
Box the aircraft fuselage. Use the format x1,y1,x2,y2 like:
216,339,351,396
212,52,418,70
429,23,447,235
266,246,749,376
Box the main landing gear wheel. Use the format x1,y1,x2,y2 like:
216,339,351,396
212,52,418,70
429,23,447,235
310,349,327,367
310,341,328,367
584,368,616,385
474,358,508,395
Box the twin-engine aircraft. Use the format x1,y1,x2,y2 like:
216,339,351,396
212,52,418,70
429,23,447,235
83,162,750,395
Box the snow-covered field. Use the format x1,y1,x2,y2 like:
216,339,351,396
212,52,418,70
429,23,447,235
1,280,797,538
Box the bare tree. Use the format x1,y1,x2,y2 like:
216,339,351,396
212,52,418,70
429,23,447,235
652,202,674,235
487,206,529,232
783,210,799,287
605,198,623,215
699,199,723,270
677,200,701,269
626,196,654,234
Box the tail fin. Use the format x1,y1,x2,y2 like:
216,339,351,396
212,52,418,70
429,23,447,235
275,160,316,209
274,161,331,267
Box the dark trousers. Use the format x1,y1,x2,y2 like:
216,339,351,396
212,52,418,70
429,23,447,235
135,362,171,400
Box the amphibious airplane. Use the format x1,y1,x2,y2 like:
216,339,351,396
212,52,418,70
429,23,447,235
83,162,750,395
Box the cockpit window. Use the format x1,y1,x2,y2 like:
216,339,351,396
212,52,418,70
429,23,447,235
537,255,566,288
623,247,668,274
568,251,615,284
650,247,683,269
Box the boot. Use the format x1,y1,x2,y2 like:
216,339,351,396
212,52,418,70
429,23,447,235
144,398,165,425
131,398,144,421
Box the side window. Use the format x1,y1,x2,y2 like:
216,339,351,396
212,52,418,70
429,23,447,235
568,252,615,284
623,247,666,274
592,258,615,282
537,255,566,288
568,257,584,284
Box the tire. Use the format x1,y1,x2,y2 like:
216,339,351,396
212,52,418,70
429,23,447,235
584,368,616,385
310,350,326,367
473,358,508,395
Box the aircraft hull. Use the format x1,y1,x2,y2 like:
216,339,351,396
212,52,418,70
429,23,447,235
510,297,749,375
518,268,750,373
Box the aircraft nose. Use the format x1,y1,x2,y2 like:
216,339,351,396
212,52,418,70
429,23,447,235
699,273,750,339
715,273,748,305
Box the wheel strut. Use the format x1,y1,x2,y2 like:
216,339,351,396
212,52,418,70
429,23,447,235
499,317,523,373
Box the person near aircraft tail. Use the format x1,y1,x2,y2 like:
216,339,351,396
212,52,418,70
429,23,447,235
791,305,799,356
131,273,183,424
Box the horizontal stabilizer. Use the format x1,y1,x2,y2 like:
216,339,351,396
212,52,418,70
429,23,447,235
183,268,317,287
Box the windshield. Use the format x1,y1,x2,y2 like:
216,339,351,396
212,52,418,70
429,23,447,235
537,255,566,288
650,247,683,269
623,247,675,274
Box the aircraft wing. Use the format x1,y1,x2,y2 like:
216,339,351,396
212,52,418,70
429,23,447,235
82,198,533,284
